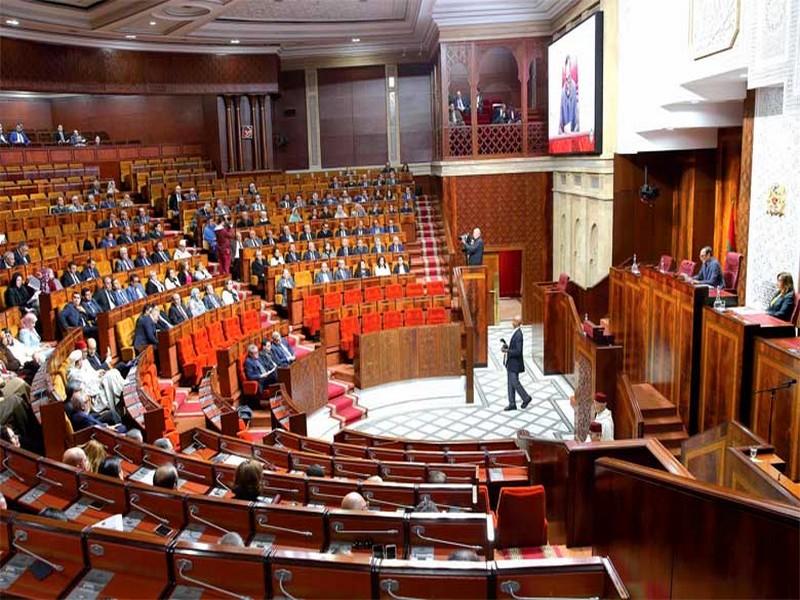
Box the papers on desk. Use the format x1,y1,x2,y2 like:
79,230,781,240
93,514,125,532
728,306,760,315
488,468,504,481
223,454,247,466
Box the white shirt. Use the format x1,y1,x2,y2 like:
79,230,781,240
222,289,239,306
173,248,192,261
164,278,180,291
374,265,391,277
593,408,615,441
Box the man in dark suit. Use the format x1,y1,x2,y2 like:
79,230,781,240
302,242,320,262
150,242,171,264
314,262,333,284
145,272,165,296
333,259,351,281
114,248,135,273
94,277,118,313
284,244,300,264
80,288,102,322
251,250,267,284
270,331,296,366
462,228,484,266
388,236,404,253
133,305,159,353
134,248,152,268
85,338,111,371
203,283,223,310
61,262,82,288
53,124,69,145
691,246,724,288
116,226,134,245
317,224,333,239
244,344,277,393
167,294,190,325
13,244,31,266
337,239,352,257
167,185,183,214
81,259,100,282
501,316,532,411
60,292,98,338
299,224,315,242
354,240,368,255
126,275,147,302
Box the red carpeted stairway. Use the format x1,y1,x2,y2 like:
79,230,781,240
326,377,367,427
411,195,449,283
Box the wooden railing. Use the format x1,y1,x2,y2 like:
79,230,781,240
453,267,476,404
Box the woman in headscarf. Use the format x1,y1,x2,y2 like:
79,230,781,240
187,288,206,317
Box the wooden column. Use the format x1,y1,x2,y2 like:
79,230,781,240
519,43,529,155
260,94,275,170
469,42,478,159
250,94,261,170
461,265,489,367
223,95,236,172
233,95,244,172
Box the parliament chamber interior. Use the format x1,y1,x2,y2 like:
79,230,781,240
0,0,797,598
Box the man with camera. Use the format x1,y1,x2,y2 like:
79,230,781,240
461,227,484,266
501,316,532,411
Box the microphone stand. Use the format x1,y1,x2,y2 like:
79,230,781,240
754,379,797,444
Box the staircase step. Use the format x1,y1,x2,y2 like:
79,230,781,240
250,409,272,428
329,364,355,385
642,415,686,434
633,383,678,418
645,430,688,449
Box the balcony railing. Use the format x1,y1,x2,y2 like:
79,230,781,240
442,120,547,160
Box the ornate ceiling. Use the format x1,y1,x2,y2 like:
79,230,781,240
0,0,579,64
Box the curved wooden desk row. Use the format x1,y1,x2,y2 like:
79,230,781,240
333,429,519,453
0,161,99,180
176,427,486,489
0,510,628,600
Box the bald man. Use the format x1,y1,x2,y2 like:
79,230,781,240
63,447,90,471
153,464,179,490
462,227,484,266
341,491,368,511
501,316,532,411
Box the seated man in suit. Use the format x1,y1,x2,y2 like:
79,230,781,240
145,271,166,295
149,223,165,240
61,262,82,288
299,224,315,241
167,293,190,325
279,225,295,243
352,220,368,237
80,287,102,322
133,304,159,353
244,344,277,393
133,224,149,242
134,207,151,225
126,275,147,302
337,238,352,257
114,247,135,273
251,249,268,284
270,331,296,366
134,247,152,268
93,277,118,312
372,237,387,255
284,244,300,264
60,291,97,338
203,283,224,310
98,232,117,249
333,259,351,281
111,279,129,307
244,230,262,248
314,262,333,284
84,338,112,372
13,243,31,266
388,236,404,253
81,259,100,281
393,256,410,275
150,241,171,264
369,220,383,235
116,226,134,245
302,242,320,262
354,239,369,255
385,219,400,234
8,123,30,146
317,223,333,239
53,124,69,145
766,272,796,321
689,246,724,288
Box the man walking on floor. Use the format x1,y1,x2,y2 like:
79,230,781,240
502,315,531,411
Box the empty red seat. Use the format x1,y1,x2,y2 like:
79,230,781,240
678,260,696,277
405,282,424,297
723,252,744,292
339,315,360,359
495,485,547,549
364,286,383,302
207,320,226,350
385,283,403,300
192,328,214,364
241,309,260,333
343,288,363,306
658,254,674,272
324,291,342,310
223,316,243,342
177,336,206,387
426,307,448,325
303,294,322,336
426,280,446,296
361,312,381,334
404,308,424,327
383,310,403,329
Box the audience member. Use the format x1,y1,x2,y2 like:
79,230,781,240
82,439,108,472
153,464,179,490
341,491,368,511
232,460,263,501
98,456,124,480
63,446,91,471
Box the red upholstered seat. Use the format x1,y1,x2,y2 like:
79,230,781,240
658,254,674,272
177,336,205,387
678,260,696,277
385,283,403,300
207,321,226,350
364,286,383,302
495,485,547,549
405,282,424,298
404,308,424,327
426,280,446,296
343,288,363,306
362,312,381,334
223,316,243,343
241,309,260,333
723,252,743,292
238,353,260,399
556,273,569,292
383,310,403,329
426,306,449,325
324,291,342,310
339,315,360,359
476,485,491,513
303,294,322,336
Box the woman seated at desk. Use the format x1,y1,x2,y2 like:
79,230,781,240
766,272,796,321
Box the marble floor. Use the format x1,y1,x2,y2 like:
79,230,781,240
308,324,575,442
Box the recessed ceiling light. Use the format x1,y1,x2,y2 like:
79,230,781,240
149,20,157,26
5,19,20,26
125,34,137,39
230,39,240,44
351,37,360,43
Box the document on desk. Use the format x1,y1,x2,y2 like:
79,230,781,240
728,306,759,315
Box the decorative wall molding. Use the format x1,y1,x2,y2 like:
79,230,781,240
386,64,402,165
430,156,614,177
304,68,322,171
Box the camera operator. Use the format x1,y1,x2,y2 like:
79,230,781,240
460,227,484,266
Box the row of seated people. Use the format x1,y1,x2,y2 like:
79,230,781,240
0,200,142,238
0,162,99,181
0,122,108,146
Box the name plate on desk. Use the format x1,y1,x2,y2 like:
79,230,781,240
65,569,114,600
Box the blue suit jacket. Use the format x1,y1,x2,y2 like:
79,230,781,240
464,237,484,266
694,258,723,287
766,292,796,321
271,339,295,367
244,356,268,381
133,315,158,349
505,328,525,374
61,303,87,328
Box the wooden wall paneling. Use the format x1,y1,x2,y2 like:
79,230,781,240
0,96,53,130
353,67,388,167
751,337,800,481
593,458,800,600
713,128,743,262
736,91,755,303
273,70,308,171
277,346,328,415
460,266,489,366
398,63,434,164
0,38,278,94
260,95,274,170
723,447,800,506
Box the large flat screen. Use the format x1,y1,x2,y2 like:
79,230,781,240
548,12,603,155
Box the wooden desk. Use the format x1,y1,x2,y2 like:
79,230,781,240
353,323,462,389
752,336,800,480
277,345,328,415
699,307,795,432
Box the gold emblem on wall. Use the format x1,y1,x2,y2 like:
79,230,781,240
766,184,786,217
